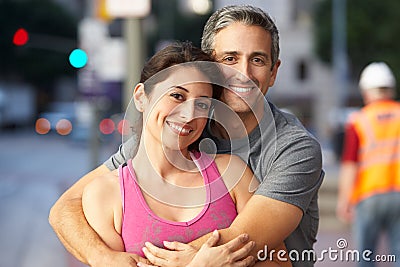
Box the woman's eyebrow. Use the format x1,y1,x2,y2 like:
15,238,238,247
174,86,211,98
175,86,189,92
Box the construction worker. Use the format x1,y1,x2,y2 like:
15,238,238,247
337,62,400,266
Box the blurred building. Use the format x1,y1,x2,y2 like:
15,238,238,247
55,0,346,146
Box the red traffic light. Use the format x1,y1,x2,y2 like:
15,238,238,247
13,28,29,46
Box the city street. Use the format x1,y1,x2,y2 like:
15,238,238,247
0,129,117,267
0,129,395,267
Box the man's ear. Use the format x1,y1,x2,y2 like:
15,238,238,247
269,59,281,87
133,83,148,112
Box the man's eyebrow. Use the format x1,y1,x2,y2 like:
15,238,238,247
218,50,270,59
252,51,269,58
219,51,239,56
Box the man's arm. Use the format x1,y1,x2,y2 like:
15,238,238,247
143,195,299,267
336,120,359,223
191,195,302,258
336,162,357,222
48,164,120,265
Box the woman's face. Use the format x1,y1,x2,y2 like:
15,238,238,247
139,68,213,151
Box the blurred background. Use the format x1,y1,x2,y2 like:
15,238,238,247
1,0,399,266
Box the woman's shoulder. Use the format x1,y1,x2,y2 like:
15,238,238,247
214,153,247,171
213,153,254,189
84,169,120,202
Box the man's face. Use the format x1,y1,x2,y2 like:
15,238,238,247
213,22,280,113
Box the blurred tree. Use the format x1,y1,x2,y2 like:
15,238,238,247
0,0,78,103
146,0,211,56
314,0,400,94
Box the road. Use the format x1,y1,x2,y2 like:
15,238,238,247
0,129,117,267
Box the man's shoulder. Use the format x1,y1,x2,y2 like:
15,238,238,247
270,102,320,149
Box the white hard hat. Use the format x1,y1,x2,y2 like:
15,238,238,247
359,62,396,90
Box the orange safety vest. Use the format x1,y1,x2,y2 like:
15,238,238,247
350,100,400,204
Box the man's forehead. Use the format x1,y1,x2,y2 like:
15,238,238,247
213,24,272,53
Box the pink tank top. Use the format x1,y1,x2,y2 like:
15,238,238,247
119,151,237,256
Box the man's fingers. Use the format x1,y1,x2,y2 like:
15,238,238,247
234,255,255,267
137,262,158,267
136,255,152,265
230,240,255,261
163,240,191,251
142,246,167,266
203,229,220,247
144,242,169,258
224,233,250,251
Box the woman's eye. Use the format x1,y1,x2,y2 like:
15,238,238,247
170,93,183,100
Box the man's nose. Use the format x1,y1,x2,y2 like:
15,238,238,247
236,60,253,82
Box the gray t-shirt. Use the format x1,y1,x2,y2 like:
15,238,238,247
104,101,324,266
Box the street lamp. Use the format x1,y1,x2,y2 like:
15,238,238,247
179,0,212,15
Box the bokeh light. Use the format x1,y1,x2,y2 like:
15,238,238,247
69,49,88,68
35,118,51,135
13,28,29,46
56,119,72,135
118,119,131,136
99,118,115,135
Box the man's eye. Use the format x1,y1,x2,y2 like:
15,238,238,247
196,101,210,110
222,56,236,64
252,57,265,66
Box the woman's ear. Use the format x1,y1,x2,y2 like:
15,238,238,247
133,83,148,112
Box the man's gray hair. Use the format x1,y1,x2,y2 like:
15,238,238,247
201,5,280,69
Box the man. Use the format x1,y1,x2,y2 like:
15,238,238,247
49,5,323,266
337,62,400,267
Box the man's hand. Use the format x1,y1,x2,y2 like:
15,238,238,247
141,230,255,267
188,230,255,267
336,197,354,223
141,240,197,267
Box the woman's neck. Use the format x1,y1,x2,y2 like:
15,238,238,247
132,134,197,184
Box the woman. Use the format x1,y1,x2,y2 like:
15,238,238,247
82,42,290,266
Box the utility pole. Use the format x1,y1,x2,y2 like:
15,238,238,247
332,0,348,108
104,0,150,110
123,18,145,110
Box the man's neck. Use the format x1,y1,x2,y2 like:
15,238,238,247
211,102,265,140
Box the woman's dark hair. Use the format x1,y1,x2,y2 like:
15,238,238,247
140,41,222,100
135,41,222,151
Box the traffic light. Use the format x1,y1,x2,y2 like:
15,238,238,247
13,28,29,46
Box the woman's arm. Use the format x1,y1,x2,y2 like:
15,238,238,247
214,154,259,213
82,170,125,251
